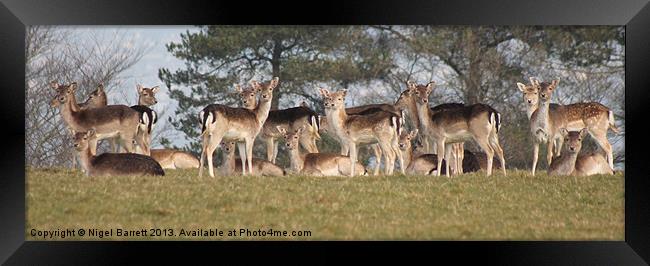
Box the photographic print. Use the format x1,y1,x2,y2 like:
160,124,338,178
25,25,625,240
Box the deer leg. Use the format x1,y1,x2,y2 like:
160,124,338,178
546,139,554,168
393,136,405,175
435,138,445,177
378,141,394,175
532,142,540,175
206,133,224,178
458,143,465,174
340,143,350,156
237,142,247,175
590,130,614,170
199,134,208,177
372,144,382,175
273,140,280,163
554,137,564,157
474,136,494,176
349,142,357,177
246,137,254,176
264,137,274,163
445,143,453,177
489,133,507,176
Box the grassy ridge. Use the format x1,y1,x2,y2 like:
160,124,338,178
26,168,624,240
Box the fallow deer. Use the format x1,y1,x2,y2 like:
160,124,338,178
280,126,367,176
219,141,284,176
398,129,480,175
198,77,279,177
130,84,160,155
548,128,613,176
51,81,141,154
150,149,200,169
411,81,506,176
73,129,164,176
523,78,619,175
319,88,403,176
236,84,320,163
78,84,107,110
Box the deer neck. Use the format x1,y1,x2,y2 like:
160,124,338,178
532,101,551,135
525,102,538,120
556,151,579,174
325,107,348,136
402,147,413,167
61,94,82,127
288,147,305,173
223,152,236,173
137,97,148,106
415,102,432,131
77,146,94,174
404,100,420,129
254,99,273,126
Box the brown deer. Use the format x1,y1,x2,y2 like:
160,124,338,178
198,77,278,177
411,81,506,176
51,81,141,154
236,85,320,163
73,129,164,176
78,84,107,110
319,88,403,176
150,149,200,169
280,126,367,176
130,84,160,155
524,78,618,175
548,128,613,176
398,129,480,175
395,84,466,175
219,141,284,176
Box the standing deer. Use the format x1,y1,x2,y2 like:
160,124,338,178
219,141,284,176
280,126,367,176
130,84,160,155
411,81,506,176
149,149,200,169
51,81,141,154
236,84,320,163
198,77,278,177
78,84,107,110
548,128,613,176
73,129,164,176
395,84,466,175
521,78,618,175
319,88,403,176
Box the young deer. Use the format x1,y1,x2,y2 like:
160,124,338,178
150,149,200,169
523,78,619,175
73,129,164,176
280,126,367,176
319,88,403,176
219,141,284,176
236,85,320,163
131,84,160,155
199,77,279,177
51,82,141,154
411,81,506,176
548,128,613,176
395,84,466,175
398,129,479,175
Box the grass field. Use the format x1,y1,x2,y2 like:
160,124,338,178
26,167,624,240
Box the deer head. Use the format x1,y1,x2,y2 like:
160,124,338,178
538,79,560,104
50,82,78,107
560,127,588,154
319,88,347,109
137,84,160,106
411,81,435,105
235,83,258,109
279,125,304,151
398,129,418,151
73,129,96,151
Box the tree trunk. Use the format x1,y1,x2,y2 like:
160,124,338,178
464,28,482,105
271,38,282,110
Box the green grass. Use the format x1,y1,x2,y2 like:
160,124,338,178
26,167,624,240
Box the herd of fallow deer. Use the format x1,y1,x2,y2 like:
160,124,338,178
49,75,619,178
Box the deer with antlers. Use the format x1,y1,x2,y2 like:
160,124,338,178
319,88,403,176
410,81,506,177
198,77,278,177
518,78,619,175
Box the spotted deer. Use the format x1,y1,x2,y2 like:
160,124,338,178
395,84,466,174
319,88,403,176
280,126,367,176
236,84,320,163
398,129,480,175
523,78,618,175
150,149,200,169
198,77,278,177
51,81,141,154
548,128,613,176
73,129,164,176
411,81,506,176
219,141,284,176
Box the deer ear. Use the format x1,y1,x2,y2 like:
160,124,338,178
269,77,279,89
551,79,560,89
516,82,527,92
560,128,569,137
97,84,104,91
50,81,59,90
234,84,242,92
406,80,415,88
151,86,159,93
580,128,589,138
276,126,286,135
297,125,306,134
136,84,143,93
250,80,260,90
340,89,348,97
425,82,435,93
319,88,330,96
411,129,419,138
87,129,96,137
69,82,78,92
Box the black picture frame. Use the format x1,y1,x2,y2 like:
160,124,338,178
1,0,648,264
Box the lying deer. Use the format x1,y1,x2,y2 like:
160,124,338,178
73,129,164,176
150,149,200,169
520,78,618,175
319,88,403,176
236,84,320,163
51,81,141,154
280,126,367,176
199,77,278,177
219,141,284,176
411,81,506,176
398,129,480,175
548,128,613,176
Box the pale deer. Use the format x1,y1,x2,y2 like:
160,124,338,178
198,77,278,177
73,129,164,176
319,88,403,176
280,126,367,176
398,129,479,175
548,128,613,176
395,84,466,174
523,78,619,175
51,81,141,154
219,141,284,176
130,84,160,155
411,81,506,176
237,84,320,163
150,149,200,169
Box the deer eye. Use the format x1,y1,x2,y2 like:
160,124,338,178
578,138,582,141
